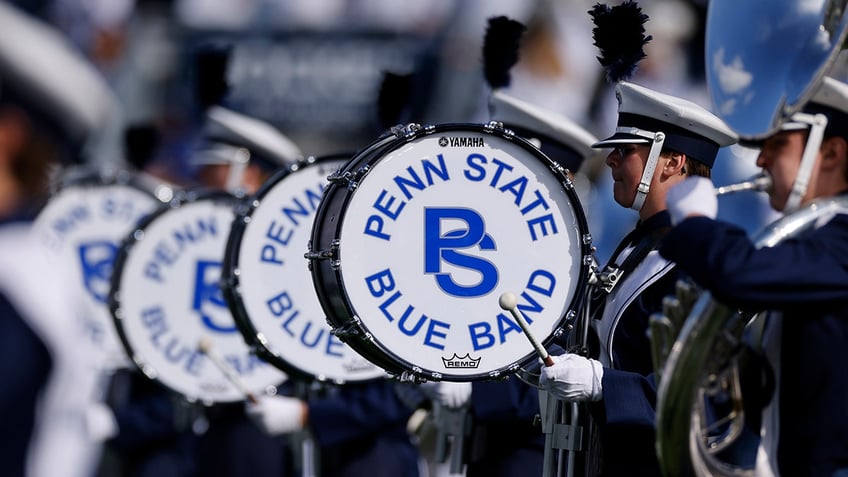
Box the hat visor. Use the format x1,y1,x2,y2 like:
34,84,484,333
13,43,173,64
591,132,652,149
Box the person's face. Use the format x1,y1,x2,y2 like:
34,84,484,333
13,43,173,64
605,143,649,208
756,130,809,211
196,163,267,195
196,163,231,189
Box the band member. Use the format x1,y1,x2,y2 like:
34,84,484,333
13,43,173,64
538,80,737,476
0,3,113,476
441,89,598,477
190,105,302,477
659,76,848,477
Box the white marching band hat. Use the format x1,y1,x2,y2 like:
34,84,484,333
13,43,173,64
490,90,599,173
194,105,303,169
0,2,117,149
593,81,737,168
783,76,848,135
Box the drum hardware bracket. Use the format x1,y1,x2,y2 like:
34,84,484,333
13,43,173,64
329,317,366,340
484,120,507,133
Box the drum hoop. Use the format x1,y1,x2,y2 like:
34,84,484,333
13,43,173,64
223,154,387,384
310,123,593,381
109,189,280,405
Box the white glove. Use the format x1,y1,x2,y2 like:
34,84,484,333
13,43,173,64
420,381,473,408
245,395,306,435
539,354,604,402
666,176,717,225
85,403,119,442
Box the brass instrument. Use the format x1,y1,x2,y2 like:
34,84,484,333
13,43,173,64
651,0,848,474
653,196,848,477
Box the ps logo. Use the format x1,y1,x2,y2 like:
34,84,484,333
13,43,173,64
78,241,119,304
193,260,236,333
424,208,498,297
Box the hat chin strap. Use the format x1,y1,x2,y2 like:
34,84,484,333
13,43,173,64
619,127,666,212
783,112,828,214
224,148,251,194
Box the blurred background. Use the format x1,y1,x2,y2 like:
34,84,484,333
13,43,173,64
9,0,775,264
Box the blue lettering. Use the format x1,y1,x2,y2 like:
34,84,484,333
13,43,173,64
144,216,219,283
468,322,495,351
527,214,558,241
51,204,91,238
424,208,498,297
463,154,487,181
299,322,324,348
365,268,395,297
142,306,202,375
499,175,528,206
393,154,450,199
224,353,264,375
424,319,449,350
326,334,344,357
262,185,324,263
496,312,523,343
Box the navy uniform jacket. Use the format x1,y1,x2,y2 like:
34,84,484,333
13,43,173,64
466,378,543,477
588,211,677,477
660,212,848,477
307,380,419,477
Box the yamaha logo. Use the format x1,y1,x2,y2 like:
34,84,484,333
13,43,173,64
442,353,482,369
439,136,485,148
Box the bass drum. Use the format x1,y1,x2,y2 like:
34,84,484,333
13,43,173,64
32,165,174,370
110,190,285,405
308,123,592,381
223,155,387,384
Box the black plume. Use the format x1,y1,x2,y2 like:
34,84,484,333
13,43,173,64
193,42,232,111
124,123,160,171
377,71,413,130
482,16,527,89
589,1,652,83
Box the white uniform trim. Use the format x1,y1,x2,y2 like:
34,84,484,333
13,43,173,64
0,224,101,477
595,248,675,369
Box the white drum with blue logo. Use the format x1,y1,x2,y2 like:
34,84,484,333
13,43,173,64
110,190,285,404
32,166,174,370
308,123,592,381
224,155,386,384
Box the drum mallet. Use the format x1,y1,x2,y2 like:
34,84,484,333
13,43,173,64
499,292,554,366
198,337,258,404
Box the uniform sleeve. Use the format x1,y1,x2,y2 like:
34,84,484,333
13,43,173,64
599,368,656,427
659,215,848,310
306,380,414,447
471,377,539,422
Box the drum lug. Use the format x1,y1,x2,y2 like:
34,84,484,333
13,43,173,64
390,122,425,138
328,166,370,191
305,240,340,269
484,120,507,133
330,315,366,340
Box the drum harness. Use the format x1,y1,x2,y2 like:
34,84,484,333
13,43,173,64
540,223,670,477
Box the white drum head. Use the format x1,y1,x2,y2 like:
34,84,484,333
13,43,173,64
317,125,590,380
33,172,165,369
112,192,285,403
227,158,386,383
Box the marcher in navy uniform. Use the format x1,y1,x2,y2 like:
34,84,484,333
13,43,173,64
538,80,737,476
659,76,848,477
0,3,113,477
247,380,422,477
424,90,599,477
190,105,301,477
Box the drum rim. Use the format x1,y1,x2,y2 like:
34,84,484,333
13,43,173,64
223,154,388,384
309,122,593,381
109,189,283,406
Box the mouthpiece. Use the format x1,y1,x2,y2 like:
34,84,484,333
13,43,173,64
714,173,772,195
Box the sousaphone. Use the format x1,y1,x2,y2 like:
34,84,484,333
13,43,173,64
653,1,848,475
